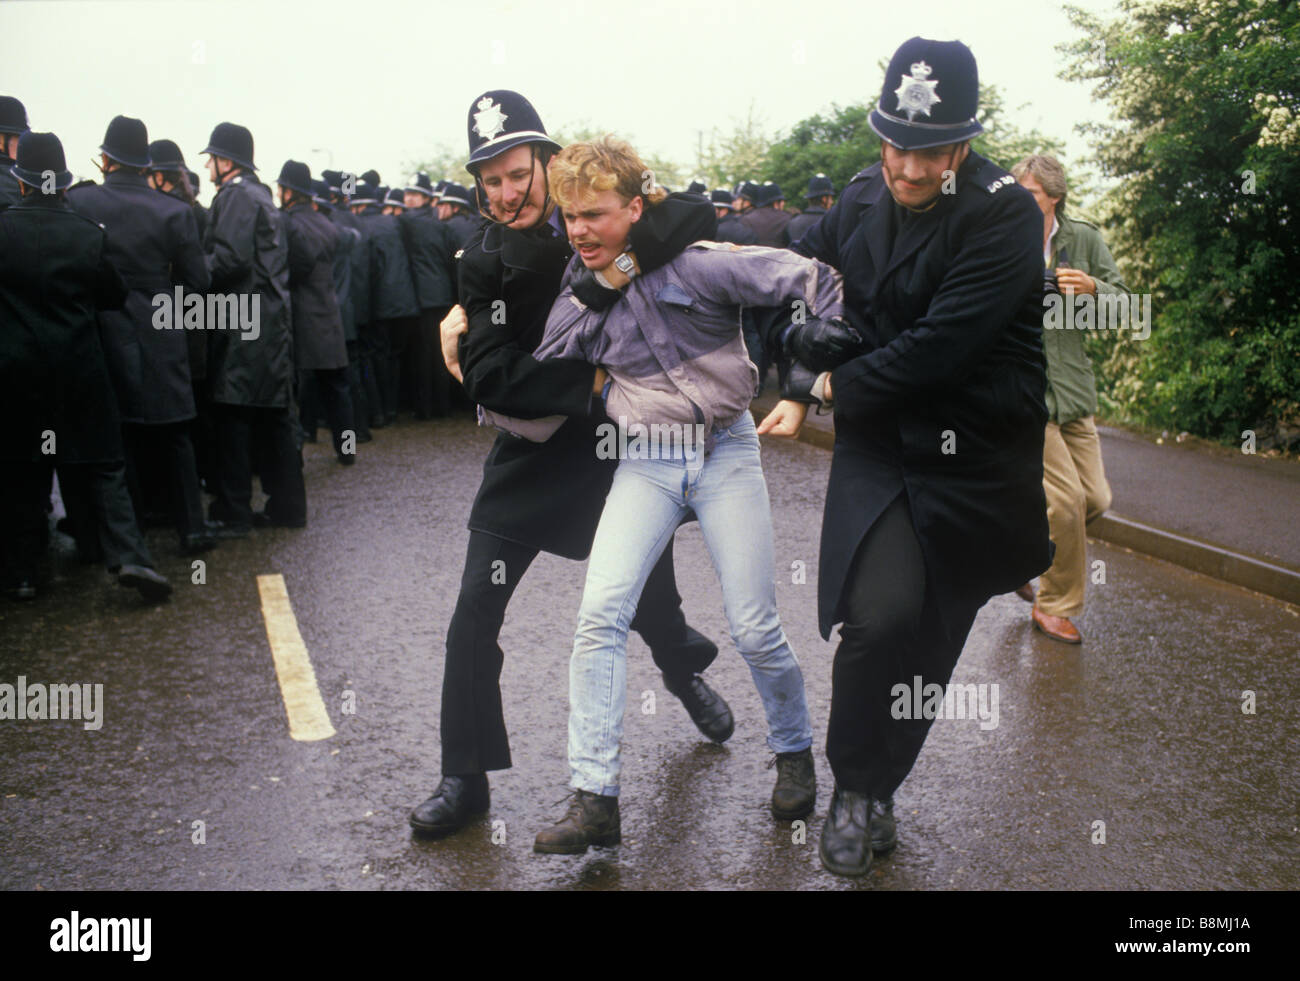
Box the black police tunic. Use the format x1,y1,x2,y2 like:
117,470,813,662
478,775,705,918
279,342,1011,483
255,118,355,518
791,150,1054,638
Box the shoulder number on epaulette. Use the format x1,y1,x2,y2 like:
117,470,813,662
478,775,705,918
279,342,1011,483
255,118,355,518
986,174,1016,193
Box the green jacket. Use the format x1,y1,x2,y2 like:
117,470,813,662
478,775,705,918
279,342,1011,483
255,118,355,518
1044,215,1128,423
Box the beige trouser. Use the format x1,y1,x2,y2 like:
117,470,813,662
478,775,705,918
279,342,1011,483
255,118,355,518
1037,416,1112,618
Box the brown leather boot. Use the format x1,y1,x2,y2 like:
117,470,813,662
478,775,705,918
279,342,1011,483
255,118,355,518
533,789,621,854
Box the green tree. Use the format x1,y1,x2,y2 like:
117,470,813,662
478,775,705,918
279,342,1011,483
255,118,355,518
1060,0,1300,445
692,103,772,188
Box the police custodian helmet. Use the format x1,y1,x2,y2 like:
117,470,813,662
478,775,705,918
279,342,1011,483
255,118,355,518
464,90,561,172
869,37,984,151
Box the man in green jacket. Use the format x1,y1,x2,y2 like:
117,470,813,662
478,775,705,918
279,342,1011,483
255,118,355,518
1013,154,1125,644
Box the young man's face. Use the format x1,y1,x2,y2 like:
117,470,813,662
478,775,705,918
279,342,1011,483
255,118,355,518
562,187,643,270
880,141,967,209
1017,173,1060,220
404,190,430,209
477,143,549,228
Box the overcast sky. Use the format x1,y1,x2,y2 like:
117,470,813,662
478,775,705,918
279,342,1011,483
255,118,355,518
3,0,1123,202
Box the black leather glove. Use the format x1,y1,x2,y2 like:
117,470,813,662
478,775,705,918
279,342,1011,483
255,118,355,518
569,267,623,311
779,359,821,405
783,317,865,372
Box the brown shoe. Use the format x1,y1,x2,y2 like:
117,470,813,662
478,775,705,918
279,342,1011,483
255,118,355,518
1032,605,1082,644
1014,582,1035,603
534,789,621,854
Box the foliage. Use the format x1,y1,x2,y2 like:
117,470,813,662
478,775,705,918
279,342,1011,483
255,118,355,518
1060,0,1300,444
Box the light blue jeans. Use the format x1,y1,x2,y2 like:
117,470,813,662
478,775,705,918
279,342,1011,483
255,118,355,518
568,412,813,796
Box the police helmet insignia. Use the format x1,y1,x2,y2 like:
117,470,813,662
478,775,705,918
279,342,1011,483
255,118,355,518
474,97,509,142
895,61,941,121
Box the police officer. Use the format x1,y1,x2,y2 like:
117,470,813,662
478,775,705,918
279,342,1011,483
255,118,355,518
786,173,835,243
0,96,29,211
707,188,757,245
363,182,419,426
764,37,1054,875
148,139,206,238
323,170,372,442
0,131,172,600
399,172,458,418
731,180,756,215
435,182,481,253
277,160,355,465
68,117,214,555
200,122,305,533
347,178,388,428
409,90,729,837
739,180,795,247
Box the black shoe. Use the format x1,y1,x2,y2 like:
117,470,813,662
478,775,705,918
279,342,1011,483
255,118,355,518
871,797,897,854
180,531,217,556
336,452,357,466
769,748,816,820
205,519,251,540
662,672,734,743
534,789,621,855
117,565,173,601
819,786,873,877
409,774,489,837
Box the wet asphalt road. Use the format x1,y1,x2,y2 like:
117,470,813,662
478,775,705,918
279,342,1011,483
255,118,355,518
1,413,1297,891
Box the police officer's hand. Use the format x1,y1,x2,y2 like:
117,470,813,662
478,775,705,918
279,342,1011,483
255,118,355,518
1055,268,1096,295
441,305,468,382
757,399,808,438
783,317,865,372
592,366,608,395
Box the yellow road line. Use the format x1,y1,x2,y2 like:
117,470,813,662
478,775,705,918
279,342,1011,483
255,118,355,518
256,574,336,741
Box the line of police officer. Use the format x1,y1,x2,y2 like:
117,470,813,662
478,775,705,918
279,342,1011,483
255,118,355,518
0,95,483,600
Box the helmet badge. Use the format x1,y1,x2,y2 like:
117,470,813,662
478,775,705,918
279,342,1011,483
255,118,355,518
473,97,509,141
894,61,942,121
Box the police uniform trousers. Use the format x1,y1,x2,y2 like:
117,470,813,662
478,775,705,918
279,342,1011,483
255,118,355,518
377,315,416,422
410,305,453,418
298,367,357,456
55,460,156,572
1,462,54,587
440,530,713,776
826,492,986,800
210,404,307,527
357,320,387,427
121,421,206,543
344,341,371,441
1036,417,1111,619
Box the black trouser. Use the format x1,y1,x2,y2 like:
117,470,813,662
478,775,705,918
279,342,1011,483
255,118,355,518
358,321,387,427
380,315,416,420
410,306,453,418
0,461,52,586
344,341,371,440
826,492,985,800
210,404,306,528
191,382,218,492
121,421,206,542
440,530,715,775
298,367,356,456
55,460,155,571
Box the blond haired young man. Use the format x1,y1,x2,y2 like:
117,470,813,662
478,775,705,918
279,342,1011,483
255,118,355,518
478,136,856,853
